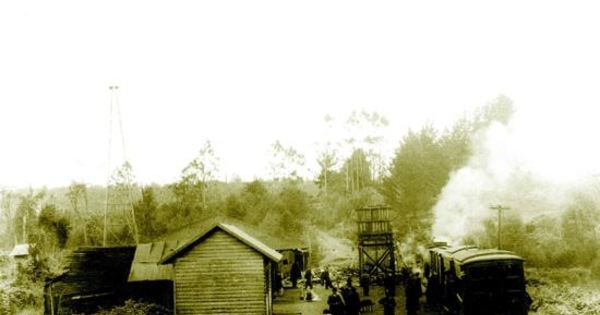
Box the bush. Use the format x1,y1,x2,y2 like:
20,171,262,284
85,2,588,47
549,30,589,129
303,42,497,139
527,267,592,286
86,300,172,315
526,268,600,314
0,285,42,315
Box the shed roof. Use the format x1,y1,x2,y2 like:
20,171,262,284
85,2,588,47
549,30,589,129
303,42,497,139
46,246,136,297
9,244,30,257
127,240,184,282
160,217,307,251
159,223,283,264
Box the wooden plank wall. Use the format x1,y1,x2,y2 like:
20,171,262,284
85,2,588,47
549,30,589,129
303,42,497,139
44,247,136,315
174,230,267,315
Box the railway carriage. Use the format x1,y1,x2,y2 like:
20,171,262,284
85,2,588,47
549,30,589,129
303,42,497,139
425,245,531,315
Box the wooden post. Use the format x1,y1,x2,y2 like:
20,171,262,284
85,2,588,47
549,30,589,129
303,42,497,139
490,205,510,249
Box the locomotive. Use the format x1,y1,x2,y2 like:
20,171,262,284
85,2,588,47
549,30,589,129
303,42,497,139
423,244,531,315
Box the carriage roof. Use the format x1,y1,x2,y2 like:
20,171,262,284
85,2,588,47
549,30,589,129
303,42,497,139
452,248,524,265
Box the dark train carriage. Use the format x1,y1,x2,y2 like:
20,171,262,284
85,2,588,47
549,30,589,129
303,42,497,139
426,246,530,315
425,245,477,305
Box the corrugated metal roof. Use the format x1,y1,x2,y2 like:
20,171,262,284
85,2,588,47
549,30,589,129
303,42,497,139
133,241,183,263
160,223,283,264
9,244,30,257
128,263,173,282
127,240,183,282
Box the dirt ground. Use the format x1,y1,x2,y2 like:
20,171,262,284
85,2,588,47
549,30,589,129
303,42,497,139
273,282,441,315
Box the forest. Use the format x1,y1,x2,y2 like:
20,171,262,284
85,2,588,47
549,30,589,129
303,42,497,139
2,95,600,314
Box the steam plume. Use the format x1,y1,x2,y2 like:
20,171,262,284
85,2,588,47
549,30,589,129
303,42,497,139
431,104,600,244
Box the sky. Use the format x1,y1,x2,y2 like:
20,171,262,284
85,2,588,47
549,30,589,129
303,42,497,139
1,1,600,189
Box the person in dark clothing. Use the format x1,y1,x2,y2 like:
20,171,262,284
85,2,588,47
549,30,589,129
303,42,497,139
322,266,333,289
405,272,422,315
291,262,301,288
384,272,396,296
346,286,361,315
359,272,371,296
327,287,346,315
341,277,354,306
274,271,283,296
304,267,314,289
379,288,397,315
305,286,314,301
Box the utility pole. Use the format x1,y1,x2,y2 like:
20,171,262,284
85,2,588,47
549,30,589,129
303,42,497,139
490,205,510,249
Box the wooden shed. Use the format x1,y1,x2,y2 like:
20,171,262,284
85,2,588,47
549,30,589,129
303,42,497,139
161,218,308,287
44,246,136,315
151,223,282,315
9,243,30,260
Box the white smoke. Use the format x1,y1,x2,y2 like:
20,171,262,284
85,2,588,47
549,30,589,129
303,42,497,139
431,103,600,244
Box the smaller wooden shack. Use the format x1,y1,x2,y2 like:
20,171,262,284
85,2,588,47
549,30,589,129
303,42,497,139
44,246,136,315
157,223,282,315
9,243,30,260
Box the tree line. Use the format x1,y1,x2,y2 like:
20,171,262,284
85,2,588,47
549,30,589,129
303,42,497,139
2,95,600,275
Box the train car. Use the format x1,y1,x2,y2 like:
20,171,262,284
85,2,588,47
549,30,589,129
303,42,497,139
424,245,530,315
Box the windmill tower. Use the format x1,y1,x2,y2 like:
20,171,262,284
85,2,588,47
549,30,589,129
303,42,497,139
103,86,139,246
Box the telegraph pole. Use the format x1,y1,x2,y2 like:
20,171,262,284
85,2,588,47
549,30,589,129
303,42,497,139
490,205,510,249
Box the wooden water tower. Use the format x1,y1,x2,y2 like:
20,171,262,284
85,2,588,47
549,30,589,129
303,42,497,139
357,205,395,277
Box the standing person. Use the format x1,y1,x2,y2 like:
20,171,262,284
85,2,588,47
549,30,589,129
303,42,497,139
301,266,313,301
405,272,422,315
341,277,354,305
384,272,396,296
346,286,361,315
291,262,301,288
340,277,355,315
379,288,397,315
274,271,283,296
327,287,346,315
359,271,371,296
304,267,314,290
322,266,333,289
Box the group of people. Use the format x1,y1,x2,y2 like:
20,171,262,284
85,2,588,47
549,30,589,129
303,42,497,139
327,271,423,315
404,271,423,315
326,277,362,315
290,262,423,315
326,275,403,315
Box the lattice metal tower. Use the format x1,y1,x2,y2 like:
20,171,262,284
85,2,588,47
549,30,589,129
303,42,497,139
357,205,395,278
103,86,139,246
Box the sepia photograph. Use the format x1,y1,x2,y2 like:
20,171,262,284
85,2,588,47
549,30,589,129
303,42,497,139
1,1,600,314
